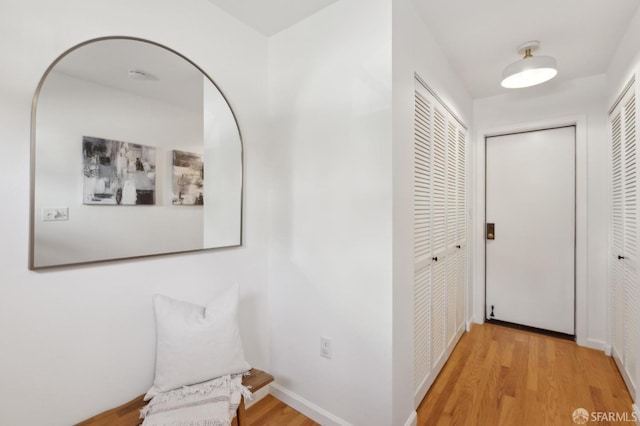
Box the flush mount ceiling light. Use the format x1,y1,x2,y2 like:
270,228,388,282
501,41,557,89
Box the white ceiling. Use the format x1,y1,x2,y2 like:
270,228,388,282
207,0,640,99
52,39,205,111
207,0,341,36
414,0,640,98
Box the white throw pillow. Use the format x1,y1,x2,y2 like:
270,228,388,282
145,284,251,400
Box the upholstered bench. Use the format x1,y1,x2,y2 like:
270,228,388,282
77,369,274,426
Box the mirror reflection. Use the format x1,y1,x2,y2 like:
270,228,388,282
31,37,242,269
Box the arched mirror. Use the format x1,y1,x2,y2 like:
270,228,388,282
30,37,243,269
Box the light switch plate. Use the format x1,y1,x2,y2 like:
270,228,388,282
43,207,69,222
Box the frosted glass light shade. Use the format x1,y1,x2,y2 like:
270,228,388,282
501,55,558,88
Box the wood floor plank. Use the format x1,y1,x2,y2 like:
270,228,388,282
243,394,319,426
417,323,634,426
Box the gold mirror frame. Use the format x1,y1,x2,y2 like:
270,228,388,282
29,36,244,269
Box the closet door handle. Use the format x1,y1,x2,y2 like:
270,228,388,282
456,245,461,249
432,256,438,262
618,255,625,260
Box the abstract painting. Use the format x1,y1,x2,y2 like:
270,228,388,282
172,150,204,205
82,136,156,205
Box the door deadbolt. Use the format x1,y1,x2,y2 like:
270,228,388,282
486,223,495,240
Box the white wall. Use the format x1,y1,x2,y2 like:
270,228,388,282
472,74,609,351
391,0,473,424
0,1,269,425
607,4,640,107
606,4,640,404
267,0,393,424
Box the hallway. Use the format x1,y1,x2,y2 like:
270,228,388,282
417,323,634,425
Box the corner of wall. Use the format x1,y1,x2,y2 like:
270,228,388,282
606,4,640,105
267,0,394,424
403,410,418,426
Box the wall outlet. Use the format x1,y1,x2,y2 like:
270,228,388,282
320,336,332,359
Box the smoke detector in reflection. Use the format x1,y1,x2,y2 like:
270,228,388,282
128,69,157,81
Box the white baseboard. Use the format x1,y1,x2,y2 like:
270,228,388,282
633,403,639,425
612,348,638,404
404,410,417,426
584,338,610,354
270,382,351,426
465,319,473,332
474,313,485,325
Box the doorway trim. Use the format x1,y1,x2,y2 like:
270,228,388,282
471,114,602,352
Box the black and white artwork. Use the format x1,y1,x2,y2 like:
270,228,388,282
82,136,156,205
172,150,204,205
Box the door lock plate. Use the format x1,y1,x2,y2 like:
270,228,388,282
487,223,495,240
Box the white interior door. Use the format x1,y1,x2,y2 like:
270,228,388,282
486,126,575,335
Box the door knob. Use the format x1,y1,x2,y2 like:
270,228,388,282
618,255,625,260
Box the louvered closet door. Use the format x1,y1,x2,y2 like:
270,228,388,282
445,122,458,346
611,111,625,358
414,91,432,391
609,82,638,399
622,93,638,390
431,106,447,368
456,129,467,328
413,77,468,405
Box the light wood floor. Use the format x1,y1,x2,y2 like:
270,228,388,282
77,393,317,426
77,323,632,425
417,323,634,426
234,395,319,426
